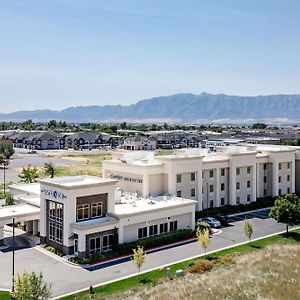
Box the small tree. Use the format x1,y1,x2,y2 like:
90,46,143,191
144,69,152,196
244,219,253,242
133,246,146,275
14,270,52,300
44,162,55,178
19,166,39,183
196,227,210,254
0,143,14,159
269,194,300,234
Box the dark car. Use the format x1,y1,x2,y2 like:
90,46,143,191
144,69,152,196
214,214,230,226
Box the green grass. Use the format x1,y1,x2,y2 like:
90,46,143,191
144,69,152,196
0,291,10,300
61,228,300,300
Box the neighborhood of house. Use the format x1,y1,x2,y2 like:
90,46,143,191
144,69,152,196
1,143,300,258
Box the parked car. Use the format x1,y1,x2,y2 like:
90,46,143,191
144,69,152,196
214,214,230,226
198,217,221,228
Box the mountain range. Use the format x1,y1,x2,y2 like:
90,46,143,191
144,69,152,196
1,92,300,124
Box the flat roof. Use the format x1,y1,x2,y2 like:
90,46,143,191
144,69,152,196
114,193,196,217
9,183,40,196
39,175,118,190
71,216,118,231
0,204,40,222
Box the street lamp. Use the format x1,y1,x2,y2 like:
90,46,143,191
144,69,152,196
11,214,16,298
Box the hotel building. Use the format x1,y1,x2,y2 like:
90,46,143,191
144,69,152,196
103,145,300,211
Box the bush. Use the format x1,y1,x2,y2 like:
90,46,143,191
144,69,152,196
69,230,195,265
44,245,64,257
196,197,275,219
188,260,214,273
0,192,15,206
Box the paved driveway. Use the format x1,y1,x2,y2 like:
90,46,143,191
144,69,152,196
0,211,288,298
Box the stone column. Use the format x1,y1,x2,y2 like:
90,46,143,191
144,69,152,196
229,166,236,205
252,164,257,202
256,163,260,198
0,225,4,247
32,220,38,236
291,161,296,193
197,170,203,211
142,173,150,198
78,233,86,259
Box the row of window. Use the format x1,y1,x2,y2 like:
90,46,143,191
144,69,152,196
89,234,113,255
77,202,103,221
138,221,178,239
278,162,291,170
278,175,291,183
49,221,63,244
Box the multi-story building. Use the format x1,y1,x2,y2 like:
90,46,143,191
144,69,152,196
103,145,300,211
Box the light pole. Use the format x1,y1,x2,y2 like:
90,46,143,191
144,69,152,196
11,215,16,297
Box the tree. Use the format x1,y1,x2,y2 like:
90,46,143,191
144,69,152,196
244,219,253,242
251,123,267,130
14,270,52,300
269,194,300,234
19,166,39,183
44,162,55,178
0,143,14,159
133,246,146,275
196,227,210,254
0,154,9,194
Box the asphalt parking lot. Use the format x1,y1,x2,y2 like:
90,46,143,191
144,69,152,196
0,209,288,298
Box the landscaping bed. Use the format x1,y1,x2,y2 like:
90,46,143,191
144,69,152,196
196,196,275,219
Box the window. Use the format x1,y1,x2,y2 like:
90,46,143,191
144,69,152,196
177,190,182,197
247,181,251,188
236,168,240,176
221,198,225,206
209,185,214,193
209,170,214,178
247,195,251,202
221,168,225,176
263,163,267,170
191,188,196,197
279,163,282,170
102,234,113,252
236,182,240,190
210,200,214,208
191,172,196,181
264,176,267,183
160,223,168,234
287,175,290,182
149,224,158,237
278,189,282,196
48,201,63,244
247,166,251,174
91,203,102,218
287,187,290,194
264,189,267,196
170,221,178,232
236,196,240,204
221,183,225,191
287,162,290,169
89,237,101,255
138,227,148,239
278,176,281,183
77,204,90,221
176,174,182,183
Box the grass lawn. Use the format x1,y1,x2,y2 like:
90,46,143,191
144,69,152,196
0,291,10,300
61,228,300,300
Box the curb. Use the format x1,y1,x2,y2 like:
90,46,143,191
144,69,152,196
52,226,300,300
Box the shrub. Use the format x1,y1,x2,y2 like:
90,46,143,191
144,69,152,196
188,260,214,273
44,245,64,257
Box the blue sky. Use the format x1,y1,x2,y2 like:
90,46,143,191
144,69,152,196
0,0,300,112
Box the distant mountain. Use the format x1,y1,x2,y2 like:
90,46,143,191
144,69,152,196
1,92,300,124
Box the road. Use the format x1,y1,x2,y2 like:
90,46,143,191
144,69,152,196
0,209,289,298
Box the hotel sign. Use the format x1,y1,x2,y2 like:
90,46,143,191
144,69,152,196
41,189,67,200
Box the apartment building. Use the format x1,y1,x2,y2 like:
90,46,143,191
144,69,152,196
103,145,300,211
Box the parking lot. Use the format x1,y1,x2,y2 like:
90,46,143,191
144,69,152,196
0,208,288,298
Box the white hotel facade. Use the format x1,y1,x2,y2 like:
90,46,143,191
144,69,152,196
0,144,299,258
103,145,300,211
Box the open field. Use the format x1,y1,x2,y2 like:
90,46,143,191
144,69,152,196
37,153,111,178
61,229,300,300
